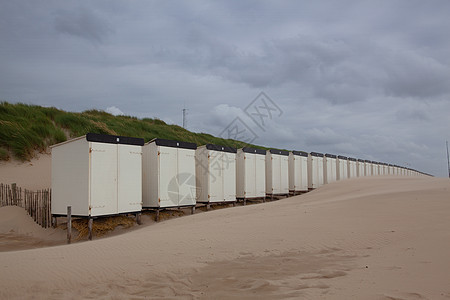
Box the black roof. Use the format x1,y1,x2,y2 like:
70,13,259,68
292,150,308,157
269,149,289,156
310,152,324,157
205,144,237,153
86,133,144,146
242,147,266,155
348,157,357,161
325,153,337,158
151,138,197,150
357,159,365,162
338,155,348,159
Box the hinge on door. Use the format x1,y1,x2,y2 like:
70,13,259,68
158,151,160,156
158,198,160,203
89,147,92,153
208,194,210,199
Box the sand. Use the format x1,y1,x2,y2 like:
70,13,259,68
0,153,51,190
0,174,449,299
0,206,66,251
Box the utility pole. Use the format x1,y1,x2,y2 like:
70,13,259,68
446,141,450,178
182,107,187,129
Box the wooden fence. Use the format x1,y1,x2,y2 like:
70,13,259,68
0,183,22,207
0,183,52,228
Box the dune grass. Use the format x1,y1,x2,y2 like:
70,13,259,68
0,101,266,161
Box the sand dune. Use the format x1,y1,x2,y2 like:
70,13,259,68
0,206,66,251
0,153,51,190
0,176,449,299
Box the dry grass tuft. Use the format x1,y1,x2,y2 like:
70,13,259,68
72,215,136,240
158,210,185,221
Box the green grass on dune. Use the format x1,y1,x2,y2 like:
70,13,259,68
0,101,266,161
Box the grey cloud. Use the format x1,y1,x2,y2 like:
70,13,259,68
1,1,450,176
381,50,450,98
53,8,111,43
395,107,431,122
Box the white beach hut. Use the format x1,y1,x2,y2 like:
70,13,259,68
308,152,324,189
51,133,144,218
236,147,266,203
324,154,337,184
266,149,289,197
348,158,358,178
196,144,237,207
288,151,309,194
394,165,400,175
357,159,365,177
337,156,348,180
379,163,385,175
142,138,197,215
373,162,380,175
388,164,394,175
364,160,372,176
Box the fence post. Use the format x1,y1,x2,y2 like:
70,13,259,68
12,183,16,206
48,189,52,228
67,206,72,244
88,218,93,241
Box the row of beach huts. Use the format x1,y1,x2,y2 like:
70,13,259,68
51,133,429,221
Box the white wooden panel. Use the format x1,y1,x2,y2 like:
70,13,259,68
289,153,304,192
117,144,142,213
348,161,357,178
222,152,236,201
307,154,313,189
280,155,289,193
255,154,266,197
300,156,308,191
177,148,196,206
310,156,316,188
158,146,178,207
357,162,364,177
89,142,117,216
339,160,348,180
271,155,281,194
142,142,159,207
209,150,223,202
195,147,209,202
236,150,245,198
51,137,89,216
245,153,256,198
317,157,324,187
266,152,273,194
326,158,337,183
365,163,372,176
288,153,295,191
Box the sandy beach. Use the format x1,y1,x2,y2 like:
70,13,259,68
0,163,449,299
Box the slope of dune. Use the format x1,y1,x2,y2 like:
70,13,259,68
0,176,449,299
0,153,51,190
0,206,66,251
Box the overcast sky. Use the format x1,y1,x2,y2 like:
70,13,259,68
1,1,449,176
